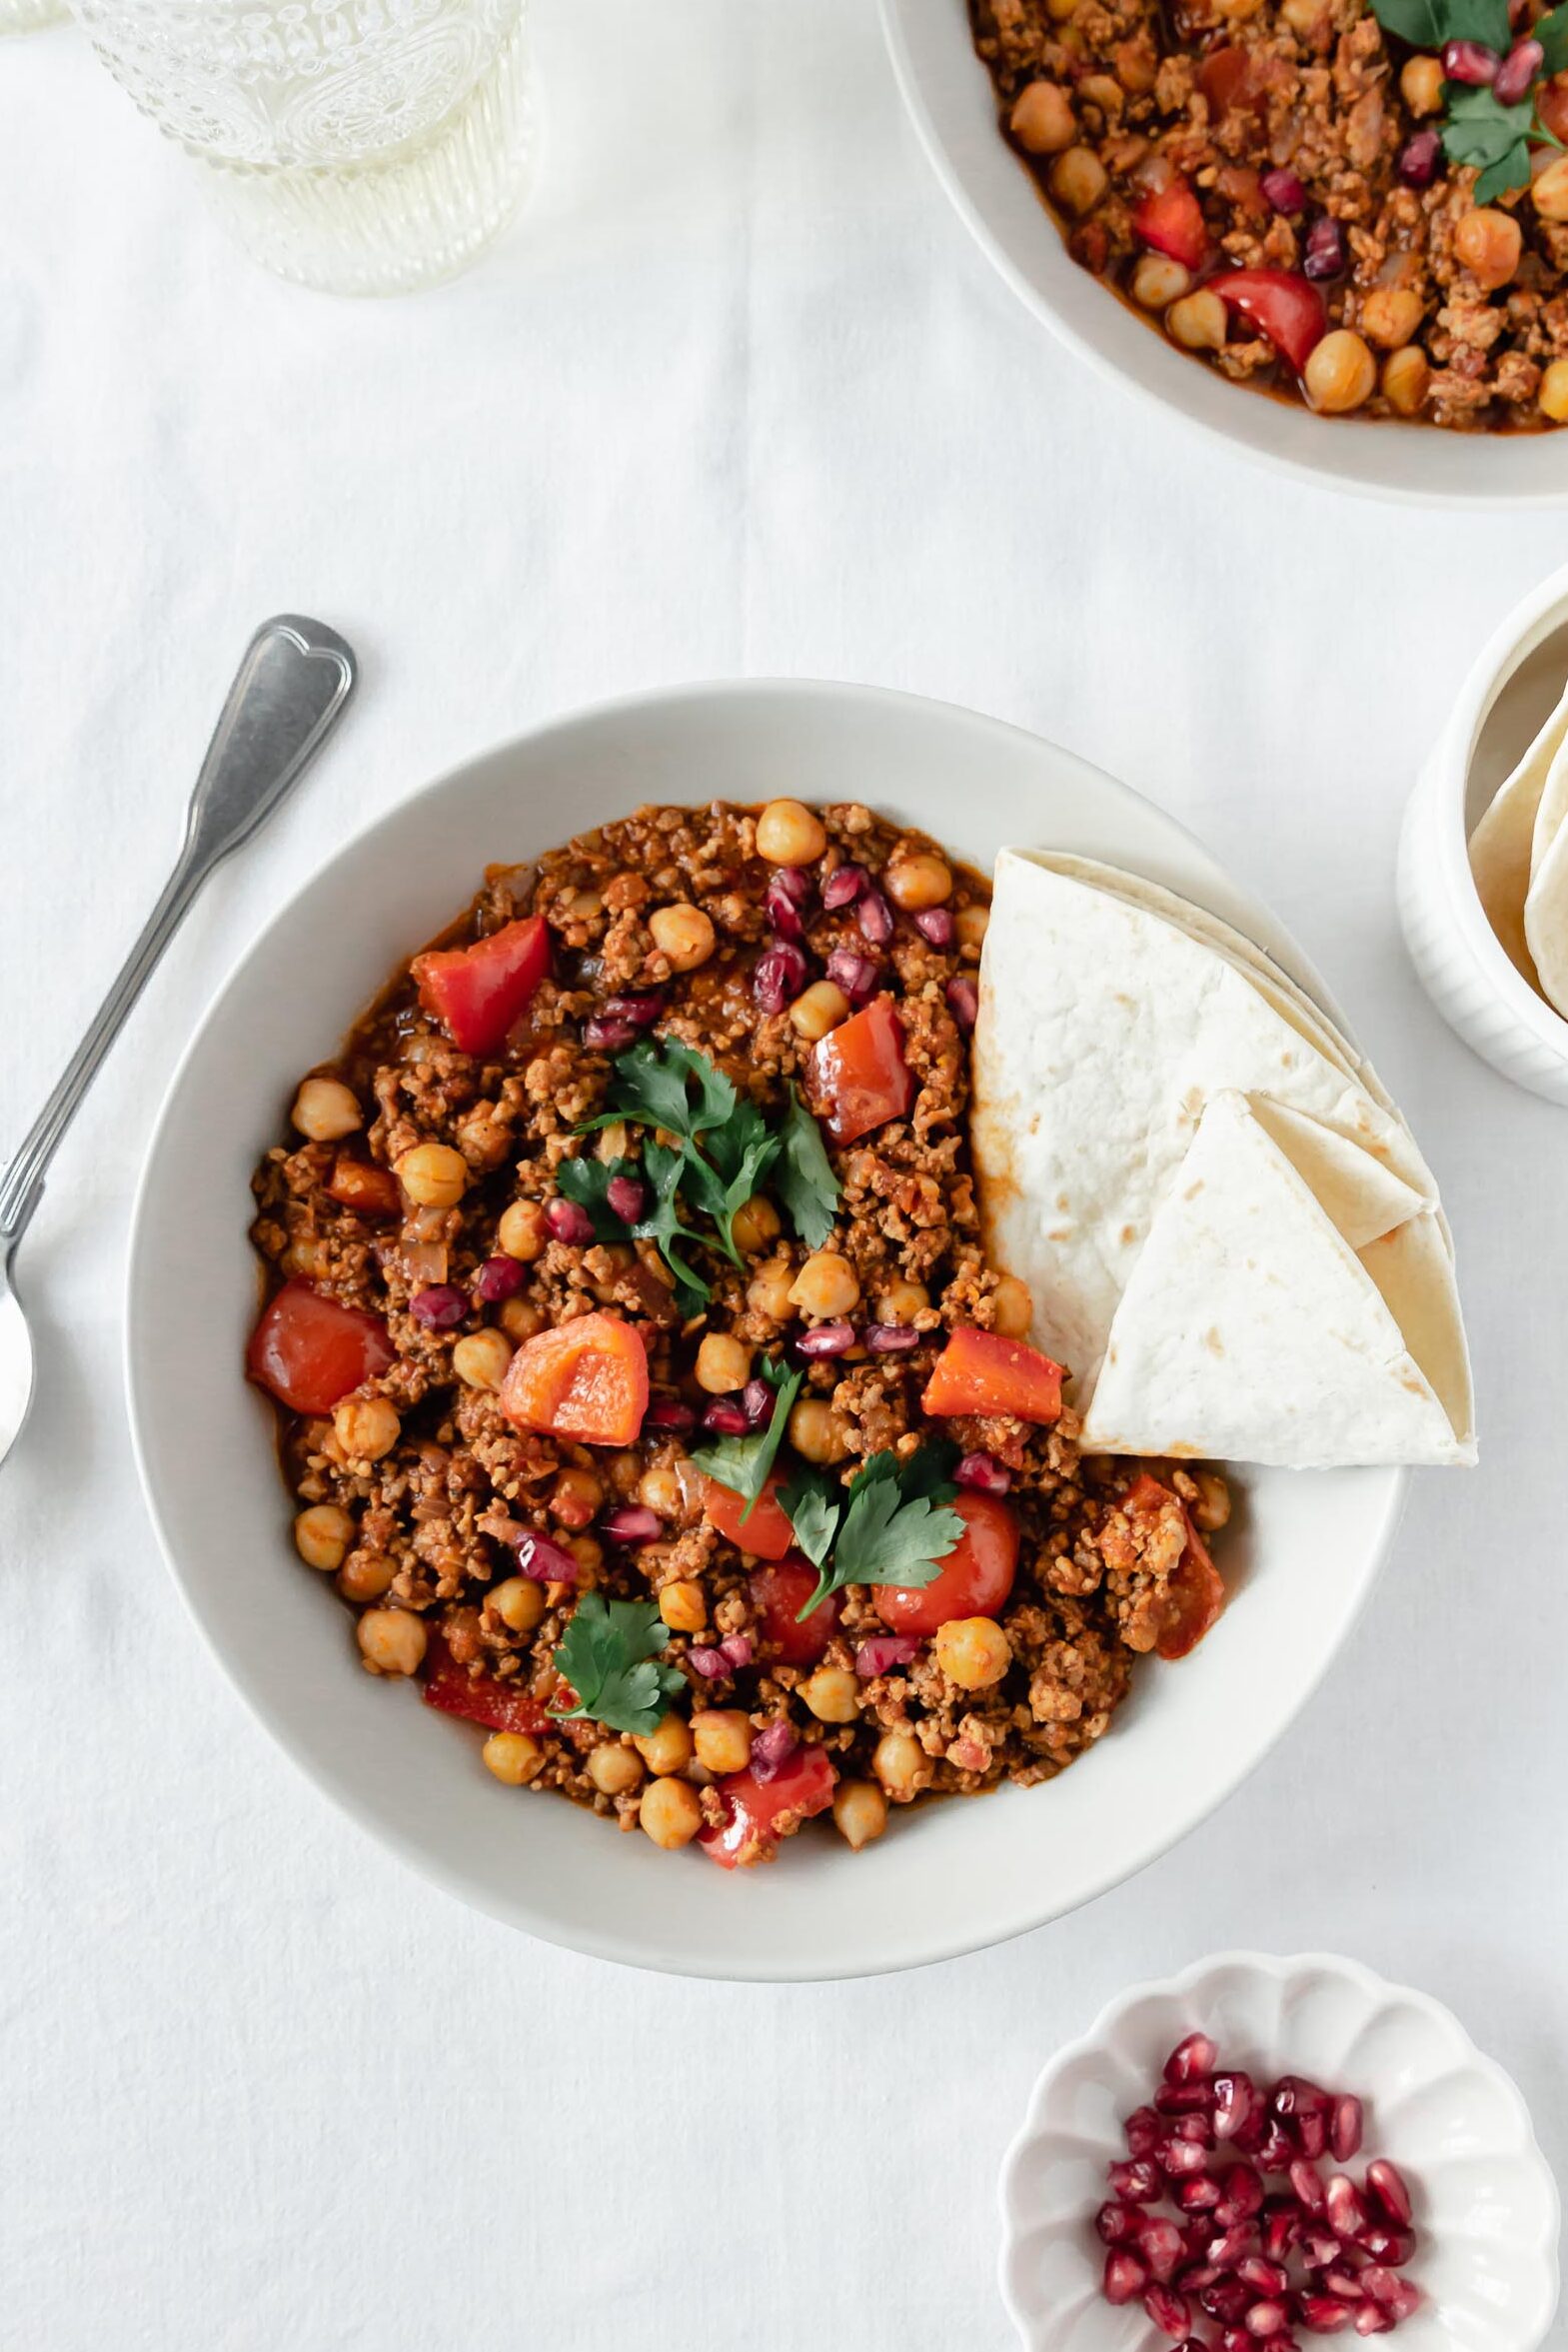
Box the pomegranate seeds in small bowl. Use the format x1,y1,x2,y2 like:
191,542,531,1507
998,1954,1559,2352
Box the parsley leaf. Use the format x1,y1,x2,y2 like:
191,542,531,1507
778,1461,842,1570
789,1444,966,1618
773,1084,841,1249
583,1038,737,1144
551,1594,686,1736
1540,0,1568,75
1443,83,1538,200
1371,0,1508,47
680,1097,780,1262
556,1154,636,1241
689,1358,803,1513
631,1141,713,1311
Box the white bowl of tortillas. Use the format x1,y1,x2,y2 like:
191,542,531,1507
1400,560,1568,1107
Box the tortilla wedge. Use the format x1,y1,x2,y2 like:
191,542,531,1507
1467,682,1568,991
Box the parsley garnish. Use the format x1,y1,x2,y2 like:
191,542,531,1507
551,1594,687,1736
772,1085,840,1249
782,1441,964,1619
1371,0,1568,201
689,1358,803,1513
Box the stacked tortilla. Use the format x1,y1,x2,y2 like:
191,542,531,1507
1469,680,1568,1018
971,852,1475,1469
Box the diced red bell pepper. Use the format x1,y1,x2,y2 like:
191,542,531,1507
1214,268,1327,374
705,1472,797,1562
499,1310,650,1447
1132,177,1209,272
412,915,551,1059
246,1278,394,1415
326,1158,402,1218
807,994,913,1145
1125,1473,1226,1661
748,1558,841,1665
422,1631,552,1737
875,1489,1019,1636
699,1743,837,1868
922,1325,1064,1424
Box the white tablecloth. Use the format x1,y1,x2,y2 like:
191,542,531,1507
3,5,1565,2346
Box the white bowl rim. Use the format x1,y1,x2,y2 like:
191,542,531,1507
878,0,1568,511
997,1945,1563,2346
124,675,1409,1979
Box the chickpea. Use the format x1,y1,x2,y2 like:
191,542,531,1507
788,980,851,1043
696,1331,754,1393
1166,288,1227,352
1279,0,1319,30
990,1274,1033,1338
874,1277,929,1326
550,1465,604,1527
1045,0,1077,19
639,1462,687,1520
339,1552,396,1603
755,798,827,866
731,1193,782,1254
933,1615,1013,1690
395,1142,469,1209
832,1779,888,1852
291,1076,362,1143
1382,344,1430,417
1533,155,1568,222
1453,206,1522,290
452,1328,514,1390
788,1249,859,1317
954,903,989,951
800,1666,859,1724
483,1730,541,1785
500,1295,547,1342
1541,357,1568,423
569,1534,604,1579
1400,53,1443,114
1131,253,1191,310
281,1234,330,1280
1048,146,1108,216
1359,286,1423,351
1189,1469,1231,1532
357,1606,427,1677
294,1503,355,1572
884,850,953,912
788,1398,852,1465
1303,328,1376,415
634,1713,695,1776
748,1257,798,1320
498,1198,547,1261
639,1775,704,1849
872,1727,933,1802
693,1710,752,1775
332,1393,401,1463
486,1574,547,1636
648,903,717,972
659,1578,708,1633
587,1742,645,1796
566,889,604,923
1008,77,1075,155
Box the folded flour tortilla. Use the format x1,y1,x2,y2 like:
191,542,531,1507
1468,685,1568,992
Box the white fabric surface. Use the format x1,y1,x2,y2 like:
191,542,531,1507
3,5,1567,2347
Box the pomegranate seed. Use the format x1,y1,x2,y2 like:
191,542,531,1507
794,1321,856,1358
411,1283,469,1328
1109,2159,1161,2204
1144,2284,1192,2339
1213,2073,1260,2142
1359,2225,1414,2265
954,1450,1011,1494
1158,2137,1210,2178
1244,2303,1292,2339
600,1504,662,1543
856,888,893,945
825,947,878,1003
1137,2217,1186,2282
1366,2160,1412,2228
1302,216,1344,281
583,1016,639,1052
1173,2115,1214,2145
1124,2106,1164,2157
864,1321,920,1353
1442,34,1499,80
748,1721,798,1780
740,1377,774,1426
1382,2279,1422,2321
606,1173,648,1222
1103,2250,1147,2305
1205,2224,1261,2270
1326,2176,1368,2239
1275,2076,1331,2123
644,1397,696,1433
1330,2097,1364,2163
946,977,978,1031
598,992,664,1030
754,943,808,1015
1497,29,1544,94
1216,2164,1265,2222
1299,2299,1356,2335
514,1528,579,1583
1397,128,1442,187
1290,2160,1327,2214
1297,2112,1329,2160
1096,2200,1144,2245
1254,2118,1296,2170
1237,2257,1289,2295
1177,2175,1224,2212
473,1254,526,1303
1201,2281,1256,2324
1322,2270,1365,2300
1157,2080,1215,2117
1175,2263,1222,2292
701,1399,751,1436
913,905,954,945
1260,166,1306,214
1360,2268,1421,2316
1261,2201,1300,2261
1220,2333,1255,2352
766,867,811,941
545,1195,595,1245
820,862,865,910
1165,2033,1220,2086
852,1634,919,1677
1353,2310,1393,2337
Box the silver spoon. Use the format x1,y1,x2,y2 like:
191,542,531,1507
0,614,357,1468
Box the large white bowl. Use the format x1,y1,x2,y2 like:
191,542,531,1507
999,1950,1560,2350
879,0,1568,508
126,681,1406,1980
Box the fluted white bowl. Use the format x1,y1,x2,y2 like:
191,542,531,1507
999,1950,1559,2351
1399,560,1568,1106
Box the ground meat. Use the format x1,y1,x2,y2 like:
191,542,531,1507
249,801,1230,1866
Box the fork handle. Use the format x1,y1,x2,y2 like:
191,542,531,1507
0,615,356,1243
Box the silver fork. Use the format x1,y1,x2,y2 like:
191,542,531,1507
0,614,357,1467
